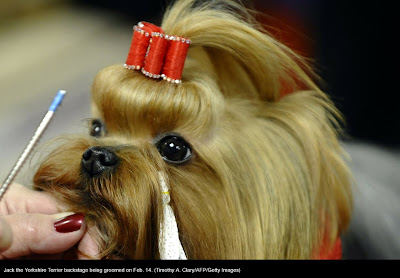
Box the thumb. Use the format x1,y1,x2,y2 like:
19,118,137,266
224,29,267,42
0,212,85,259
0,217,12,252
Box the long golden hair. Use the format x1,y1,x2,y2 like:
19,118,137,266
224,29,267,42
34,0,352,259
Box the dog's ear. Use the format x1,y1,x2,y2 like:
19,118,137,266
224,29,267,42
261,90,353,249
161,0,318,102
162,2,353,242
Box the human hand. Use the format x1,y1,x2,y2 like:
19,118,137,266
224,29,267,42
0,183,100,259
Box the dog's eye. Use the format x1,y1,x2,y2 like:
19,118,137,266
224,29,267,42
155,134,192,164
90,119,107,137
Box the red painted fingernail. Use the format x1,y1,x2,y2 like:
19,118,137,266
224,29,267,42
54,213,84,233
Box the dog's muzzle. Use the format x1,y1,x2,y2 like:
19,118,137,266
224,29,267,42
81,146,119,177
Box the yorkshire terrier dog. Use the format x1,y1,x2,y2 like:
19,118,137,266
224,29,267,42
33,0,352,259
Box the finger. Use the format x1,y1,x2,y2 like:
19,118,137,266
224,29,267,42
0,217,12,252
77,225,102,259
0,212,85,259
0,183,59,215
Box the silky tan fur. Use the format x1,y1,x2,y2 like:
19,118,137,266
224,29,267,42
33,0,352,259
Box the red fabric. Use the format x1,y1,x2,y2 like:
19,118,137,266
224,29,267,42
125,22,164,71
315,238,342,260
125,21,190,82
162,38,190,81
144,34,168,75
125,28,151,69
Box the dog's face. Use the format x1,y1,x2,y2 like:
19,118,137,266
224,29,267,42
33,59,242,259
33,2,352,259
33,62,350,259
33,55,229,258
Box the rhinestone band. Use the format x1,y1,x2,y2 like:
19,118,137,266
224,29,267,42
124,21,191,84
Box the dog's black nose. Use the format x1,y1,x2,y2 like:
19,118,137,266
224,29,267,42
81,146,119,177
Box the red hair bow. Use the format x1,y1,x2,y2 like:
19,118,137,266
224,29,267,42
124,22,191,84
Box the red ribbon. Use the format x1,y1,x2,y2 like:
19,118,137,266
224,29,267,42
124,22,191,84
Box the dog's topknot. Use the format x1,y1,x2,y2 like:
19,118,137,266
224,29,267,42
161,0,321,101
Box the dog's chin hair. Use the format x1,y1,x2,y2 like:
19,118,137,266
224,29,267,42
33,136,165,259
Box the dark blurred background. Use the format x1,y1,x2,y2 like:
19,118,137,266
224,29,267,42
0,0,398,259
